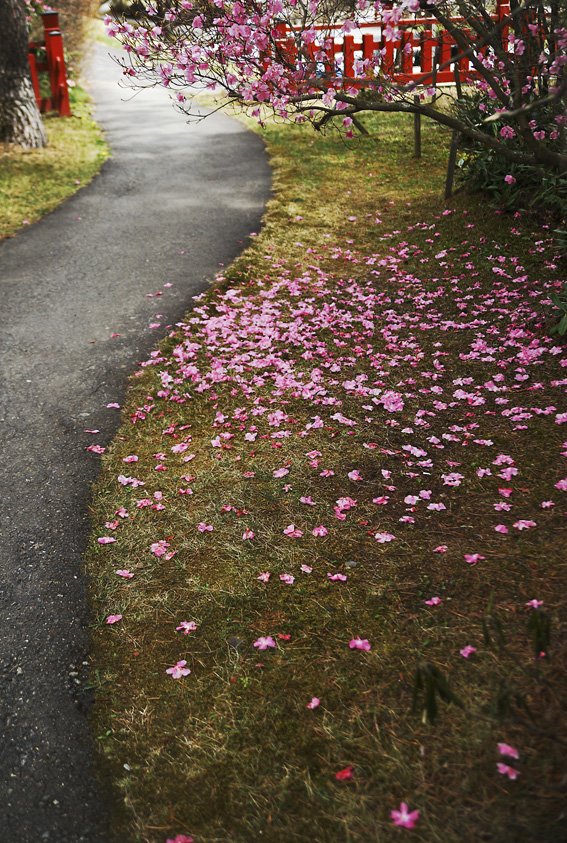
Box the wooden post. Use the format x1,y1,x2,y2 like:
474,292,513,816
413,94,421,158
444,129,459,199
47,31,70,117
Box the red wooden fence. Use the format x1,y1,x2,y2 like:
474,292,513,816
272,0,511,89
28,10,71,117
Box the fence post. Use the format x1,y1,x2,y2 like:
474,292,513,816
48,31,71,117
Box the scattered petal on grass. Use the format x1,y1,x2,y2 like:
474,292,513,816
166,835,193,843
391,802,420,829
460,645,477,658
498,743,520,759
464,553,485,565
98,536,116,545
106,614,122,624
497,763,520,780
335,766,354,780
283,524,303,537
307,697,320,709
115,570,134,578
313,525,328,536
513,519,536,530
151,540,170,557
166,660,191,679
198,523,213,532
300,565,313,573
433,545,448,553
257,572,271,582
494,524,508,533
425,597,441,606
280,573,295,584
176,621,197,634
253,636,276,650
328,572,347,582
242,528,255,540
525,599,543,608
349,638,371,650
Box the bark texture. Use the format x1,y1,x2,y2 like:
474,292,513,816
0,0,47,147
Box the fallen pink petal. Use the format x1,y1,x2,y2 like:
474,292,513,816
391,802,420,829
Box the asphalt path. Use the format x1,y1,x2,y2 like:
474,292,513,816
0,46,270,842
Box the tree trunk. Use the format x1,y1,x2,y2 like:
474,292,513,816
0,0,47,148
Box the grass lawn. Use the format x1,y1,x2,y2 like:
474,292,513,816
84,109,567,843
0,84,109,240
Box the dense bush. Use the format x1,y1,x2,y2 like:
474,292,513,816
456,90,567,230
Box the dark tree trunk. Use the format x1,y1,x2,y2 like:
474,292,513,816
0,0,47,147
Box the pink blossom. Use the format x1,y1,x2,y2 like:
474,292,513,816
280,573,295,584
328,573,347,582
320,469,335,477
349,638,371,651
504,174,516,184
335,766,354,780
176,621,197,634
499,488,513,497
464,553,485,565
348,470,362,481
283,524,303,537
106,614,122,624
555,412,567,424
460,645,477,658
306,697,320,709
497,763,520,780
498,743,520,760
257,572,271,582
312,525,328,537
433,545,448,553
554,478,567,491
541,500,555,508
525,599,543,608
391,802,420,829
494,524,508,534
375,532,395,543
425,597,441,606
253,636,276,650
300,564,313,573
513,519,536,530
273,467,290,478
380,391,404,412
166,835,193,843
198,522,213,532
166,660,191,679
242,528,255,540
151,540,170,557
122,455,138,463
442,472,464,486
300,496,316,505
116,569,134,578
98,536,116,545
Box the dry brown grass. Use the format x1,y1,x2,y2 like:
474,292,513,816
84,111,567,843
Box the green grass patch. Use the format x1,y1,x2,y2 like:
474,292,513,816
0,84,109,239
84,109,567,843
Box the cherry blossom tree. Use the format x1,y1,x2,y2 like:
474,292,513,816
107,0,566,174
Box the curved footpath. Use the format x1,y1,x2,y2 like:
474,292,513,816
0,46,270,842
